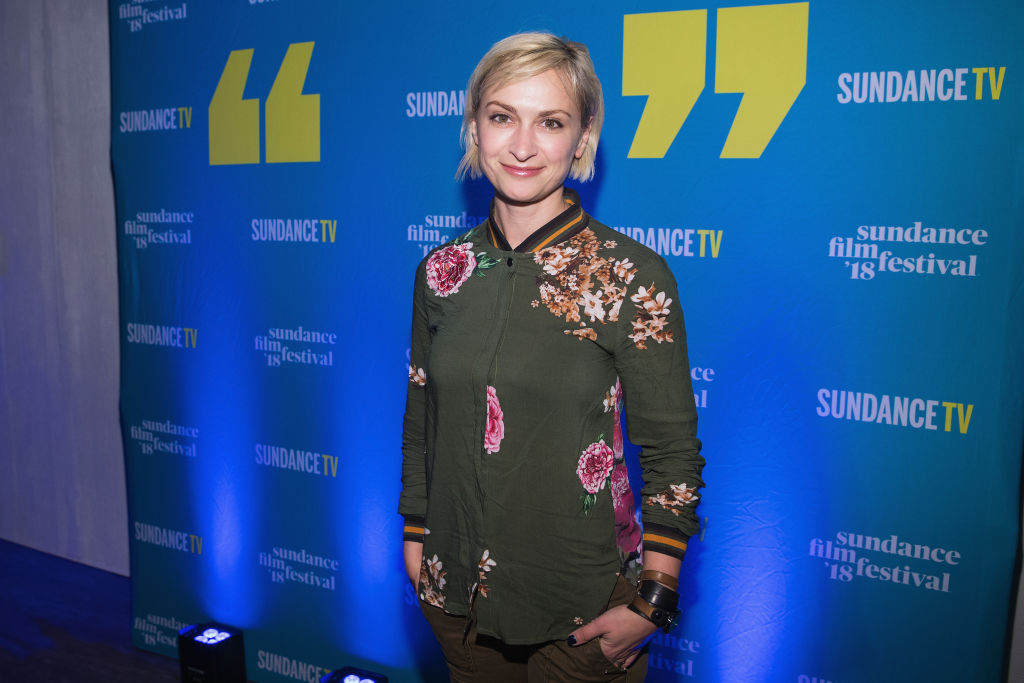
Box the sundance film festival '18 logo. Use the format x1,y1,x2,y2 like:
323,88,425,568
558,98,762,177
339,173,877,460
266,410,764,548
117,1,188,33
209,42,319,165
254,325,335,368
124,209,194,249
407,211,486,256
809,530,960,593
129,418,198,458
827,221,987,280
648,632,702,678
624,2,807,158
133,613,189,650
690,365,714,409
258,545,338,591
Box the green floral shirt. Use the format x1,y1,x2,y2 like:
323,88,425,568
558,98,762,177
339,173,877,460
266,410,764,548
400,189,704,645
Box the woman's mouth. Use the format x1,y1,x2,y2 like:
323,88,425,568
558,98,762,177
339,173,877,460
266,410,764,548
501,164,543,177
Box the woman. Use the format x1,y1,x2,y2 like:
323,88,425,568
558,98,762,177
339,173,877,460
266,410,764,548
400,32,704,681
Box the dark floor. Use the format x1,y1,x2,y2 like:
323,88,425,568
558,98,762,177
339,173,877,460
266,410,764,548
0,538,181,682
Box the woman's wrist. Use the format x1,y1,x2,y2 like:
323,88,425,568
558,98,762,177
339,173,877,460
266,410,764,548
627,573,681,633
627,594,681,633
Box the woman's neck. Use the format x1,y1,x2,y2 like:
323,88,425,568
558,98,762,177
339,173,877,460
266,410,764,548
492,187,566,249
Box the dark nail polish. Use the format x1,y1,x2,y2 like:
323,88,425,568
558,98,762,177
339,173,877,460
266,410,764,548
566,635,577,646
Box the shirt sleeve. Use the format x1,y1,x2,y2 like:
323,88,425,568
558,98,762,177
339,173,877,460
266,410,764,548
399,259,430,542
613,253,705,560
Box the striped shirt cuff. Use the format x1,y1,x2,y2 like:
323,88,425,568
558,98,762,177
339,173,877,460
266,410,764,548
642,523,688,560
403,516,426,543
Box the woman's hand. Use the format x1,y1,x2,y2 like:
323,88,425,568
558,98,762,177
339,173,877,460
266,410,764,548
404,540,423,589
567,603,657,669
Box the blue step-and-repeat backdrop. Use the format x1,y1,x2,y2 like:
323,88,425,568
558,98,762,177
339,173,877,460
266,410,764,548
110,1,1024,681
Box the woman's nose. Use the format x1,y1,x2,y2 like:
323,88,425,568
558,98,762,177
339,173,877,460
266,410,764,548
509,125,537,162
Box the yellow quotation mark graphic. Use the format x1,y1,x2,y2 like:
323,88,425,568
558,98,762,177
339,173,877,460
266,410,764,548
624,2,808,158
209,41,320,165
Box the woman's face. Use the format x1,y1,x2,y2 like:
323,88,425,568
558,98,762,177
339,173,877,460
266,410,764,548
471,69,591,207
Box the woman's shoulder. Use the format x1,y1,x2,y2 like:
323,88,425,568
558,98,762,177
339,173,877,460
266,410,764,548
413,223,493,298
584,216,673,275
415,223,488,270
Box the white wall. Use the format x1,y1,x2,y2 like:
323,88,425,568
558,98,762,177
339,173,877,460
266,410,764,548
0,0,126,576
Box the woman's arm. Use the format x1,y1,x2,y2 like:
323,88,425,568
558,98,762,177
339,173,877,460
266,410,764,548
615,254,705,558
569,251,705,668
404,540,423,588
399,261,431,550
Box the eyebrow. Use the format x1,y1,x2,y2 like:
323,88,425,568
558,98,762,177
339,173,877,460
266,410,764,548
484,100,574,119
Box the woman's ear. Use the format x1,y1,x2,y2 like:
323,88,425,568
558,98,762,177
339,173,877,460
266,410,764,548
575,116,593,159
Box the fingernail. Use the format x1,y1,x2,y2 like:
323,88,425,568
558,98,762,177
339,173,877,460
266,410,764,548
566,635,577,646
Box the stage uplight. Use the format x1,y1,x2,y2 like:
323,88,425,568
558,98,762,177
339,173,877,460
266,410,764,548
177,622,247,683
321,666,389,683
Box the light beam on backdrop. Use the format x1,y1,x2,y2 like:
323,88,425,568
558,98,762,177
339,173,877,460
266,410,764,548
190,230,262,630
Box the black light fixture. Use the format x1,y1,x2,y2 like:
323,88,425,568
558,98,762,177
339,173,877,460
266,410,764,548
177,622,247,683
321,666,389,683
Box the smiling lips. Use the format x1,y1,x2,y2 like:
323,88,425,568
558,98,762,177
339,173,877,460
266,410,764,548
501,163,543,177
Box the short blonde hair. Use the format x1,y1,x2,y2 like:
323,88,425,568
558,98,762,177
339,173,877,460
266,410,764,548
457,32,604,182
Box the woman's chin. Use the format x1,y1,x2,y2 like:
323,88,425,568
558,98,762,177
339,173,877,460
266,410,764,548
492,184,562,208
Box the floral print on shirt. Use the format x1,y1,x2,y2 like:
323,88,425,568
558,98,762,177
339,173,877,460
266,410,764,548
484,386,504,454
610,466,631,511
426,243,476,297
425,234,500,297
646,483,700,516
408,364,426,386
477,549,496,598
577,438,614,513
602,381,618,416
628,285,675,349
605,379,642,554
531,229,637,340
419,553,447,608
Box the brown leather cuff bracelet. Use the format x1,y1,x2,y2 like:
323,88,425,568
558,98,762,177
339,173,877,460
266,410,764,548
638,569,678,591
627,595,681,633
628,595,659,622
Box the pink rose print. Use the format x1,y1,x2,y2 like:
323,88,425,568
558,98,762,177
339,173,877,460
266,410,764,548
576,440,614,494
611,464,641,554
426,242,476,297
484,385,504,454
610,463,629,510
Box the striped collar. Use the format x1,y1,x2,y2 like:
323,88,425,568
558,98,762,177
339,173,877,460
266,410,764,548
486,188,590,253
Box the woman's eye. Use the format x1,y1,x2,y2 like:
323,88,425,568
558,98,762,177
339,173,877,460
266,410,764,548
490,113,511,124
541,118,564,129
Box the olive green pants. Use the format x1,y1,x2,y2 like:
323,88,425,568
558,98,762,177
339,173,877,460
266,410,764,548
419,575,649,682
